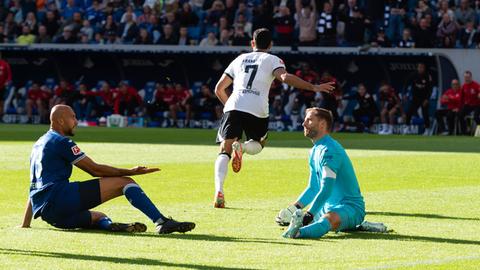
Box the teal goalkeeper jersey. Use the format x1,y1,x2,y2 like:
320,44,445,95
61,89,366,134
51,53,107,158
297,135,365,215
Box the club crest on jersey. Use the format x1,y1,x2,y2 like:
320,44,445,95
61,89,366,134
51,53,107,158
71,145,82,155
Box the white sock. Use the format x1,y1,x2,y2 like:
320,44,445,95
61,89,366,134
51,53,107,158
215,154,230,194
242,140,262,155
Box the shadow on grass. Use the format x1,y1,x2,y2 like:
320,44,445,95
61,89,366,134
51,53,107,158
1,124,479,153
45,229,309,246
0,248,257,269
367,211,480,221
325,232,480,246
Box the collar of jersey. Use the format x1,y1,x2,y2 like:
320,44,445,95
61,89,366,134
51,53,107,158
314,134,330,147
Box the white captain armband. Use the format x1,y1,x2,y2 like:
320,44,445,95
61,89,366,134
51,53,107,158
322,166,337,180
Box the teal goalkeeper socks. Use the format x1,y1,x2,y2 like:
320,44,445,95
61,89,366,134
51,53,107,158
298,217,331,238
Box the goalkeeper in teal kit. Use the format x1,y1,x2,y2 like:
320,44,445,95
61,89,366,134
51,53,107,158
278,107,365,239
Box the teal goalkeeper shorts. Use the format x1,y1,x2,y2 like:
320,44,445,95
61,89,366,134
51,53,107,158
327,204,365,231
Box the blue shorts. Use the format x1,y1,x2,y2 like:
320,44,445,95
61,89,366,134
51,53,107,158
328,204,365,231
40,179,101,229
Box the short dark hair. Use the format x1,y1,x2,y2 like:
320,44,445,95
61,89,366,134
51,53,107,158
253,28,272,50
306,107,334,132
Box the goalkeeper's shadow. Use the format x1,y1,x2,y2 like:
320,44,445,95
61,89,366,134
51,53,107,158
323,231,480,245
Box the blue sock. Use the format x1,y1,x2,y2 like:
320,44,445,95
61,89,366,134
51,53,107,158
123,183,166,224
97,216,113,230
299,217,331,238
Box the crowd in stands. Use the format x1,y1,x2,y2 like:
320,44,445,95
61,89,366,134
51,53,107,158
2,0,480,48
2,62,479,135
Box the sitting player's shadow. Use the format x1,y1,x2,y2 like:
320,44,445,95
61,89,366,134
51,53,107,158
323,232,480,246
367,211,480,221
45,228,310,246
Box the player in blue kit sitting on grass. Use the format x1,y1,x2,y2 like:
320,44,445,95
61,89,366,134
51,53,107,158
21,105,195,234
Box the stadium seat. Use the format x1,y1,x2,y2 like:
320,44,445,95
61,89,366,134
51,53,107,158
139,81,156,103
44,78,56,90
187,26,201,40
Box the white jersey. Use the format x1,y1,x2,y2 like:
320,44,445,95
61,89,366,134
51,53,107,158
223,51,285,118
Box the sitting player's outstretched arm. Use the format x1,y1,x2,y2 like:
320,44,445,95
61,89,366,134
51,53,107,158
273,68,335,94
296,171,320,208
215,73,233,105
20,197,32,228
307,166,336,215
75,156,159,177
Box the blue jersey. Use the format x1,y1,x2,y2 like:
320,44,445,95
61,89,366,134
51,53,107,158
297,135,365,215
29,130,86,217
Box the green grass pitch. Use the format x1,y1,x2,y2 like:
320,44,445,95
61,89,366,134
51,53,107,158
0,124,479,269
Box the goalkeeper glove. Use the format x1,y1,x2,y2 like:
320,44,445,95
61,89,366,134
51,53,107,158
275,205,298,226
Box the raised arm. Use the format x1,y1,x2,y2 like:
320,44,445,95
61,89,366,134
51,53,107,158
273,67,335,93
214,73,233,105
20,197,32,228
75,156,159,177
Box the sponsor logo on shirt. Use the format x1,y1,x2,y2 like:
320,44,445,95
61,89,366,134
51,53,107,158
241,89,260,96
71,145,82,155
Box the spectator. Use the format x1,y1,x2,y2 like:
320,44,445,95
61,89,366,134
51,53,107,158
134,28,153,44
102,15,118,36
158,24,178,45
16,24,36,44
193,84,222,121
231,25,250,45
235,12,253,37
199,31,219,46
178,26,194,45
51,79,75,107
270,95,285,122
163,12,180,34
26,82,50,123
217,29,232,45
437,0,454,20
398,28,415,47
435,79,462,135
316,1,336,46
155,82,177,126
455,0,475,27
35,24,52,43
414,18,434,48
378,82,403,135
413,0,432,22
458,20,479,48
235,1,253,23
55,26,77,43
0,53,12,119
143,14,162,44
224,0,237,25
205,0,225,26
177,2,199,27
385,0,407,43
252,0,274,32
89,81,114,117
137,5,152,26
113,81,142,116
85,0,105,28
120,6,137,24
43,11,60,38
343,6,366,47
318,70,341,122
24,12,38,34
273,5,294,46
118,12,139,43
105,30,120,44
436,13,459,48
370,26,392,47
295,62,319,107
73,83,95,121
80,19,94,40
459,70,480,134
172,83,193,127
62,0,83,21
344,83,379,131
404,63,433,135
295,0,317,46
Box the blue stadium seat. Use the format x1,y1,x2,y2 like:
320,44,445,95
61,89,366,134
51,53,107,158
44,78,56,90
187,26,201,40
140,81,156,103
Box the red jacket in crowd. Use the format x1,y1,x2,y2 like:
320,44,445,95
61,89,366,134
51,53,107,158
461,81,480,106
113,85,142,114
440,88,462,111
0,59,12,88
28,85,51,101
156,85,177,105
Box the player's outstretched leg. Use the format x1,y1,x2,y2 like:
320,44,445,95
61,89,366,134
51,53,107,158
231,141,243,173
214,139,234,208
90,211,147,233
100,177,195,234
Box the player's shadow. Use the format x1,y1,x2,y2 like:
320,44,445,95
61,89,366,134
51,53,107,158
324,232,480,246
0,248,256,270
367,211,480,221
55,229,309,246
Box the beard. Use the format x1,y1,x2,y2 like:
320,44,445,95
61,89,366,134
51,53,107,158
304,127,318,139
65,127,75,136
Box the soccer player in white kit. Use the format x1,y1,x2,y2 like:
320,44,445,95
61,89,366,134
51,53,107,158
213,28,335,208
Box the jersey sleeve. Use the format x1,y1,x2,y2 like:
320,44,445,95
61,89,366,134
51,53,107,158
224,57,237,80
271,55,286,73
320,148,342,174
59,138,86,164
